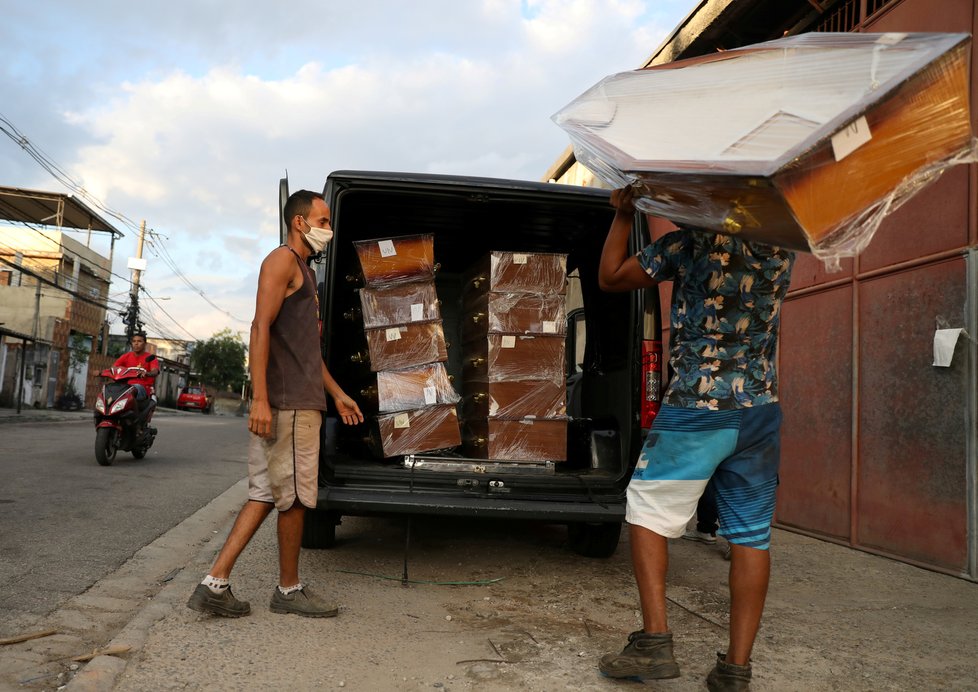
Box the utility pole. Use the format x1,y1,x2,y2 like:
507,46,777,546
123,220,148,343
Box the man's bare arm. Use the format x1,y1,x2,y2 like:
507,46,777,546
321,362,364,426
598,187,657,293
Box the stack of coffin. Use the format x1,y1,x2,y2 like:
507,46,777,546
352,234,461,458
461,251,569,462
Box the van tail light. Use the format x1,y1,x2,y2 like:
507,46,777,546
640,339,662,429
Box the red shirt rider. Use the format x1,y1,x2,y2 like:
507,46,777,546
113,332,160,394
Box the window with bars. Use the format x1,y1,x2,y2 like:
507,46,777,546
814,0,900,33
866,0,898,18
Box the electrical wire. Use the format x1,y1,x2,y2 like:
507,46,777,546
0,110,249,324
143,231,250,324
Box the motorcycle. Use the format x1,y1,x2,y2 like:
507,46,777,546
93,366,158,466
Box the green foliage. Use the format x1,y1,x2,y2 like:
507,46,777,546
190,329,247,392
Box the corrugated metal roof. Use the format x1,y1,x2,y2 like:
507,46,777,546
0,186,123,237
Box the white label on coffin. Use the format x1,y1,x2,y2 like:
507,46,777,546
876,33,908,46
512,253,528,265
394,413,410,429
831,116,872,162
378,240,396,257
501,335,516,348
385,328,402,341
410,303,424,321
423,386,437,405
543,321,557,333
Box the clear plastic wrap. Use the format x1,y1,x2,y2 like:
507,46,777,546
353,234,435,287
359,363,460,413
552,32,977,269
464,417,568,462
465,251,567,295
358,281,441,328
462,378,566,420
372,404,462,458
363,321,448,372
461,292,566,343
462,334,565,382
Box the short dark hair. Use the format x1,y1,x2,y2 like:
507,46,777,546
283,190,324,228
133,331,147,339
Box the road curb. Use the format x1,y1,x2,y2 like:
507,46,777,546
63,479,248,691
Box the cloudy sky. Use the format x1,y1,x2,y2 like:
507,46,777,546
0,0,695,343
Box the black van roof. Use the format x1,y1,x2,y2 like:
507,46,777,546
325,170,611,200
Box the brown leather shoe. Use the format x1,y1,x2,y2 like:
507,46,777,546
707,652,752,691
599,631,681,680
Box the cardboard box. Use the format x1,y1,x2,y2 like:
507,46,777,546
462,334,565,382
462,378,566,420
359,363,459,413
464,251,567,295
372,404,462,458
358,281,441,329
461,292,566,343
553,33,976,263
364,321,448,372
354,234,435,287
465,417,568,462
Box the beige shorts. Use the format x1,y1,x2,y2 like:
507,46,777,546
248,409,321,511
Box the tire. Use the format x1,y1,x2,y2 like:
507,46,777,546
95,428,117,466
567,521,622,558
301,510,340,549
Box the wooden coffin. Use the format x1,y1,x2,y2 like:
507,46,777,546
462,379,565,420
464,251,567,296
354,234,435,287
464,417,568,462
372,404,462,458
359,363,459,414
358,281,441,329
462,334,565,382
553,33,975,257
461,292,566,343
363,321,448,372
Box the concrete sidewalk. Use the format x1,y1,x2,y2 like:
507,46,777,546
0,405,94,424
0,481,965,691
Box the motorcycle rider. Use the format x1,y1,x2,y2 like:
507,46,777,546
113,331,159,402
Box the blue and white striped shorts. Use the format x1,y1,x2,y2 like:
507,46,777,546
625,403,782,549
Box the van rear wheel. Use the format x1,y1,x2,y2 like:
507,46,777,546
301,509,341,549
567,521,622,558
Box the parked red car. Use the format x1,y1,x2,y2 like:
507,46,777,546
177,385,213,414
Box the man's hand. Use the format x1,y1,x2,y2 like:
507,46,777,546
610,186,637,214
249,399,274,438
333,393,364,426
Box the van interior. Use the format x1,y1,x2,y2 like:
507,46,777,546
314,173,657,495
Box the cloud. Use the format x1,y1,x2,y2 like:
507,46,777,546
0,0,690,341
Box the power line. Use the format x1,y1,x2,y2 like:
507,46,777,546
0,112,141,233
0,110,249,324
144,231,251,324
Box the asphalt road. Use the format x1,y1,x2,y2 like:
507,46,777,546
0,411,248,629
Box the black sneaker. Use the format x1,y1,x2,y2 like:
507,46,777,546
186,583,251,617
599,631,681,680
269,585,338,618
707,652,752,691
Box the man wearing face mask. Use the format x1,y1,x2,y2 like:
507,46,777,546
188,190,363,619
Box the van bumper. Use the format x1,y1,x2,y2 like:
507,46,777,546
316,486,625,523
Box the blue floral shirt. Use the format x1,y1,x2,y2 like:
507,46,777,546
638,230,794,410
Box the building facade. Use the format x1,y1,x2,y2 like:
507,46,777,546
0,227,112,408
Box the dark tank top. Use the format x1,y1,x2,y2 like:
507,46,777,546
266,248,328,411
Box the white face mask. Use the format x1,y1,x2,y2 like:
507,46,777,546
302,217,334,253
